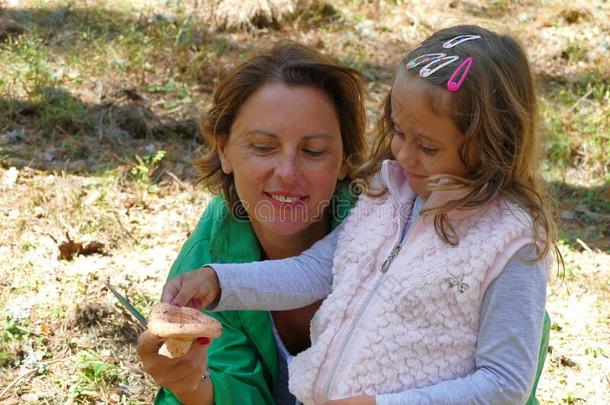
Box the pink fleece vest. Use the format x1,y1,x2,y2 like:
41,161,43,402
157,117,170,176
288,161,539,404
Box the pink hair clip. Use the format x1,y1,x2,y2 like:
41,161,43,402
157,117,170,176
419,55,459,78
442,35,481,49
406,53,446,70
447,56,474,92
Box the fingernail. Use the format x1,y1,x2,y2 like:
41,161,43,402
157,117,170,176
197,337,210,345
188,298,202,308
171,300,181,307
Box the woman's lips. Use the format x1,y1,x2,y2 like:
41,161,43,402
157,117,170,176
264,192,308,207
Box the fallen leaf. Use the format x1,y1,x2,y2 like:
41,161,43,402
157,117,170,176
82,241,105,255
58,239,83,260
58,233,105,260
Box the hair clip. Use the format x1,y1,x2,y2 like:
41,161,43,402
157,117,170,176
406,53,446,70
419,55,459,78
443,34,482,49
447,56,474,92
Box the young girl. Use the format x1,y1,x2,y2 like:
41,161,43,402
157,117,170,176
162,25,558,404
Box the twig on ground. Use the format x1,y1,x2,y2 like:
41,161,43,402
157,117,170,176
576,238,593,254
165,170,188,190
567,89,593,113
112,211,139,243
0,368,36,400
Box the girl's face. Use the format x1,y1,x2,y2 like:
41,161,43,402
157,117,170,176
390,71,468,198
218,82,346,237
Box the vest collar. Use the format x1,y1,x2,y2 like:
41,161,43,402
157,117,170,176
380,159,485,222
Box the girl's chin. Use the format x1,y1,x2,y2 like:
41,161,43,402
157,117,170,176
406,180,429,198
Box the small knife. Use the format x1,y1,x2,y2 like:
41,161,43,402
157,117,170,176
106,282,148,328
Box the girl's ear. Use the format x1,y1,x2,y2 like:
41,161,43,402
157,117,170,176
217,137,233,174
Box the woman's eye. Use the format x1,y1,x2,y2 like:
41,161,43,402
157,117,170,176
303,149,324,157
250,144,274,153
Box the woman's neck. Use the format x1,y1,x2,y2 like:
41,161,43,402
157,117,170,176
252,213,332,260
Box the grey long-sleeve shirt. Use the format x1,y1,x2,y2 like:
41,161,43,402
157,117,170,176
211,218,547,404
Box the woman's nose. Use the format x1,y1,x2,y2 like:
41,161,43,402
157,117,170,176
275,155,300,185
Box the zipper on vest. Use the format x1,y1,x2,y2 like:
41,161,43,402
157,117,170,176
380,242,402,273
323,209,420,401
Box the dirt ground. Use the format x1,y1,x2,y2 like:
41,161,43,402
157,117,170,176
0,0,608,404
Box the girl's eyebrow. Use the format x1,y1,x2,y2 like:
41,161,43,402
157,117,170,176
412,129,441,145
391,118,441,145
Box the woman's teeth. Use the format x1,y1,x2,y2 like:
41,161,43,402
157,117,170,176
270,195,302,203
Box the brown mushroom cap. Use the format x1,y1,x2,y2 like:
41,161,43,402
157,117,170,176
148,303,222,339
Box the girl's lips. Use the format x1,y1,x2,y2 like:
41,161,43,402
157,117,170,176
403,171,427,181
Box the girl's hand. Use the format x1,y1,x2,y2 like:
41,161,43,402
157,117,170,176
324,395,375,405
137,330,212,395
160,266,220,310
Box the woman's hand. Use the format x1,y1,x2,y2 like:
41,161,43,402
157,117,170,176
324,395,375,405
160,266,220,310
137,330,212,396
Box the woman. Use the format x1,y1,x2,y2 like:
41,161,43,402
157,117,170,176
137,41,368,404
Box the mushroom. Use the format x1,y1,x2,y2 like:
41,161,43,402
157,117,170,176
147,303,223,358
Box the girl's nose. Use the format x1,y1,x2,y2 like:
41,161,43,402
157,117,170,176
396,143,417,168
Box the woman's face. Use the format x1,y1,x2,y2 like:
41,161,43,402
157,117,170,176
218,82,346,237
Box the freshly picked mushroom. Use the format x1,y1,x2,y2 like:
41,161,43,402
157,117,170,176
147,303,223,358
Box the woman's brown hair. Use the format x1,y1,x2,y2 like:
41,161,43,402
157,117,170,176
362,25,560,263
195,40,367,216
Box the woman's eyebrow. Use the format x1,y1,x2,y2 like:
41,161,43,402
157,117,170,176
244,130,278,138
302,134,333,141
244,131,333,140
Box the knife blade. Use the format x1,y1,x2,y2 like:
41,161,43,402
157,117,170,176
106,282,148,328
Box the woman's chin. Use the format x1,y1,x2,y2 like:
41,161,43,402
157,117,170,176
258,220,312,237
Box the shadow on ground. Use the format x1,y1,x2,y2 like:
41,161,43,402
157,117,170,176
549,180,610,253
0,87,204,176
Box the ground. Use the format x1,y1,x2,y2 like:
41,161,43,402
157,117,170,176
0,0,608,404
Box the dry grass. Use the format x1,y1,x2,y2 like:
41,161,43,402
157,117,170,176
0,0,608,403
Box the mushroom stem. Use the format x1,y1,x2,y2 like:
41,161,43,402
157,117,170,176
159,337,193,358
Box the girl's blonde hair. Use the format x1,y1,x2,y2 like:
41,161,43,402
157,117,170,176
361,25,560,263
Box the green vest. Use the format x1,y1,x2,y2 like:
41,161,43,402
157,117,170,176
155,187,354,405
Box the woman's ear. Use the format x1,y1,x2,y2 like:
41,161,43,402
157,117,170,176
217,137,233,174
337,161,348,181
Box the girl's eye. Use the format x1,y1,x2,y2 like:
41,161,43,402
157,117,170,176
391,127,405,138
303,149,324,157
419,145,439,155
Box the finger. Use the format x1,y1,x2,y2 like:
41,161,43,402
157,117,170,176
172,283,198,307
160,278,182,304
137,330,165,355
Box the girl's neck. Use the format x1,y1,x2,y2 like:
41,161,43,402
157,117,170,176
252,213,332,260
